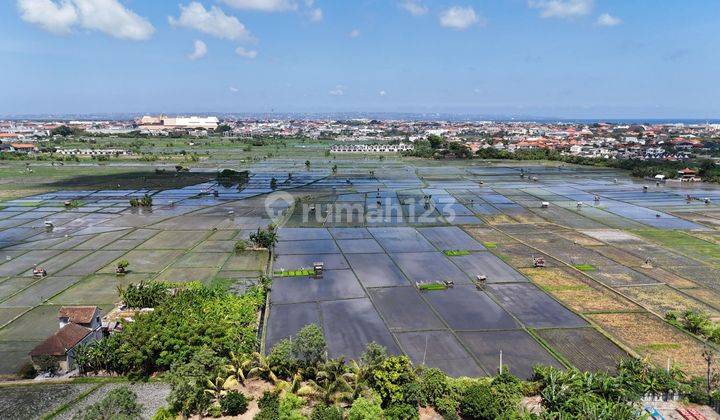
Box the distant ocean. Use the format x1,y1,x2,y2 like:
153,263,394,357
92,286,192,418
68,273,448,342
2,112,719,125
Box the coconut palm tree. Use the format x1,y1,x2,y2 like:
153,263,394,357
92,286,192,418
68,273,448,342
204,375,239,400
225,351,252,385
306,357,354,404
249,351,279,384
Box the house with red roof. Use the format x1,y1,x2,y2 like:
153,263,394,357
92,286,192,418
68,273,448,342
29,306,102,374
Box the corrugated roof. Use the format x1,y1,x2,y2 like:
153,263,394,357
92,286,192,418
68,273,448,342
29,323,91,357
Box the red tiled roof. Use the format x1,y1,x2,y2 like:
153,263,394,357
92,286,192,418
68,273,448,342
29,323,91,356
58,306,99,324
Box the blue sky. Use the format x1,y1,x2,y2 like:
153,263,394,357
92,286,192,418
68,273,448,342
1,0,719,118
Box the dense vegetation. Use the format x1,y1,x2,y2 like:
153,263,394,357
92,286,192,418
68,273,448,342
75,282,266,379
666,310,720,344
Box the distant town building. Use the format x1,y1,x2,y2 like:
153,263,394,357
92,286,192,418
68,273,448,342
137,115,219,131
55,148,131,156
330,143,413,153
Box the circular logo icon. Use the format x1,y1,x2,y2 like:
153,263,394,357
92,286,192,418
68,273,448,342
264,191,294,227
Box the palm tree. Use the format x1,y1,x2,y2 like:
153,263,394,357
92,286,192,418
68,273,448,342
225,351,252,385
204,375,239,400
307,357,353,404
276,371,308,396
249,352,279,384
345,360,372,401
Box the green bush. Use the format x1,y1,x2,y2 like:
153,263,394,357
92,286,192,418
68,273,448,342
385,403,419,420
291,324,327,367
459,383,496,420
234,240,247,253
151,407,175,420
419,368,449,406
434,396,460,420
369,355,416,405
207,403,222,417
255,391,280,420
268,338,298,378
278,393,305,420
17,362,37,379
220,390,249,416
74,386,142,420
310,404,344,420
348,395,384,420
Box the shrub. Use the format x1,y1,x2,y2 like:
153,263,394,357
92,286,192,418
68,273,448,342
435,396,460,420
234,240,247,253
117,259,129,270
348,395,384,420
118,280,168,308
385,403,419,420
207,403,222,417
370,356,416,405
291,324,327,367
220,390,249,416
255,391,280,420
268,338,297,378
310,404,344,420
278,393,305,420
459,383,496,420
17,362,37,379
35,355,59,375
151,407,175,420
75,386,142,420
419,368,449,406
250,224,278,250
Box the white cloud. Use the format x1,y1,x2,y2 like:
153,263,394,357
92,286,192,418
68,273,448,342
528,0,593,19
349,29,360,38
187,39,207,60
379,90,387,96
439,6,479,30
399,0,427,16
73,0,154,40
307,7,322,22
17,0,77,35
229,86,239,92
220,0,297,12
235,46,258,59
169,2,253,42
596,12,621,26
329,85,345,96
17,0,154,40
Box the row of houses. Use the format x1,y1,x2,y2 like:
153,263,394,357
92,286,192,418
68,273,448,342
329,143,413,153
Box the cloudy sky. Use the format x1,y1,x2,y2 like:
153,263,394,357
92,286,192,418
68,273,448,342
2,0,719,118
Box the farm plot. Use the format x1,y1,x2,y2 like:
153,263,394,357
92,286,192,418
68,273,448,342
450,252,528,283
396,330,485,377
633,229,720,267
615,285,720,317
345,253,409,287
458,330,563,379
423,285,519,331
417,226,485,251
265,302,321,349
680,288,720,311
368,227,436,253
520,268,639,313
274,253,349,271
368,286,445,331
0,383,95,419
320,298,400,360
391,252,471,285
536,328,628,373
486,283,588,328
99,250,183,273
588,312,708,376
270,269,366,304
